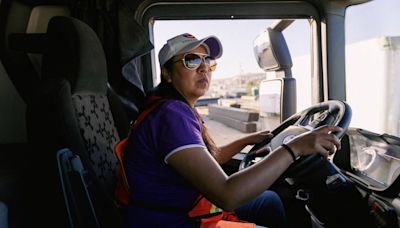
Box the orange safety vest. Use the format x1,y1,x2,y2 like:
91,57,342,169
114,95,165,207
188,195,255,228
114,96,255,228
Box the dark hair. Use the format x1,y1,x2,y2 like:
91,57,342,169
150,60,219,157
160,57,174,83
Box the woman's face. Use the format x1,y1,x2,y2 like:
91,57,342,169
163,45,213,106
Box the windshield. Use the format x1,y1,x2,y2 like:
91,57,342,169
345,0,400,137
153,19,312,147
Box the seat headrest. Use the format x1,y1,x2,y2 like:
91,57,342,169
42,16,107,94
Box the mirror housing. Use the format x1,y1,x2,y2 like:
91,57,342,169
259,78,296,128
253,28,293,74
254,20,297,123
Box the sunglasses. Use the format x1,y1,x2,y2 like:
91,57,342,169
172,53,217,72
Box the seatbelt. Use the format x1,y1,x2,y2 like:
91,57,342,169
114,95,166,207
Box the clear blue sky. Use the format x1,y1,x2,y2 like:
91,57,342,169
153,0,400,79
346,0,400,43
154,19,310,79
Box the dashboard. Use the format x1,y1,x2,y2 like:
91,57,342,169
329,128,400,227
334,128,400,194
347,128,400,190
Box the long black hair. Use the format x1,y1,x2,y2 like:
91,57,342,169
146,58,219,157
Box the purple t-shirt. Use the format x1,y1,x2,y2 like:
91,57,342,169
124,100,206,227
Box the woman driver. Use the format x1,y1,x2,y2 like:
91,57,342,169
123,33,341,227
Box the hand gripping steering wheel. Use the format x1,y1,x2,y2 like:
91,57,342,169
239,100,352,179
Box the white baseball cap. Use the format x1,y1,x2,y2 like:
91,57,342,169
158,33,223,67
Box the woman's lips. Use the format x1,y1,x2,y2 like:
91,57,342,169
197,78,209,87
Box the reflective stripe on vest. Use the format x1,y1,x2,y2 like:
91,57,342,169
188,195,255,228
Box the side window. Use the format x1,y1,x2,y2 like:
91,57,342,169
345,0,400,137
153,19,311,146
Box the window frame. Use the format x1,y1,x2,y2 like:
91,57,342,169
134,1,323,101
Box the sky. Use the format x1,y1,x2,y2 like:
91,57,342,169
345,0,400,43
154,20,309,79
152,0,400,80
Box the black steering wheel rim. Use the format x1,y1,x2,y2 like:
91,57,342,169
239,100,352,179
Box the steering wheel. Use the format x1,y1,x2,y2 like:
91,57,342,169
239,100,352,179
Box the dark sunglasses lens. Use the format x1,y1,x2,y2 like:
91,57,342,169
184,54,202,69
204,56,212,65
183,54,217,71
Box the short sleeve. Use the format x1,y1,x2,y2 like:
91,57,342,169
154,100,206,163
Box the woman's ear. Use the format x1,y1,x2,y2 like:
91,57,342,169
161,67,172,83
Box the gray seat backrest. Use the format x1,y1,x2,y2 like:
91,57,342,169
20,16,124,227
41,16,120,193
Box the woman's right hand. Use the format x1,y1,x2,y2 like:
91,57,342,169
286,125,342,159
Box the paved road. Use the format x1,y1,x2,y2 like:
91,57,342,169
199,108,254,152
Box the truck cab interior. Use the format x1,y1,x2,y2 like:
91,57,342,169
1,0,399,227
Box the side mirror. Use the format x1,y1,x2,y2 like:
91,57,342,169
259,79,282,129
259,78,296,128
254,20,296,124
253,28,293,73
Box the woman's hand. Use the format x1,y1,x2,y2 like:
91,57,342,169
287,125,342,159
216,130,273,164
244,130,274,145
